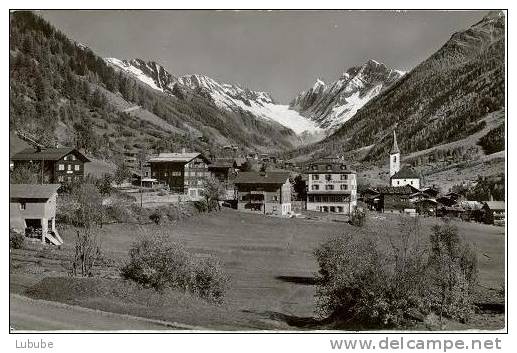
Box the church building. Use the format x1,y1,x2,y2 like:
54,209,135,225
389,131,421,189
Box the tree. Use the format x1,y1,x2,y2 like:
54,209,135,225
291,174,306,201
113,163,132,186
96,173,114,196
202,176,226,212
427,221,478,324
69,184,104,277
10,163,40,184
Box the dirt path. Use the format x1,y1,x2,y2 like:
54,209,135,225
9,294,193,331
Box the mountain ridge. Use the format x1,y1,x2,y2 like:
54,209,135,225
105,57,322,135
289,59,405,130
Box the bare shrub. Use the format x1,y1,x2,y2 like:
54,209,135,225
72,228,101,277
68,184,104,277
426,221,478,323
349,208,366,227
9,230,25,249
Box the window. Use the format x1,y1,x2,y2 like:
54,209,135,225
64,155,68,161
58,164,64,171
340,174,348,180
71,155,76,161
397,181,400,185
410,181,413,185
393,156,397,163
326,165,332,170
273,195,278,201
20,202,26,210
272,206,277,211
325,185,334,190
197,180,203,185
312,174,319,180
330,206,336,213
152,172,156,177
67,164,71,171
337,206,344,213
325,174,332,181
340,184,348,190
340,164,347,170
312,184,319,191
311,165,317,170
74,164,80,171
58,175,64,182
164,172,168,177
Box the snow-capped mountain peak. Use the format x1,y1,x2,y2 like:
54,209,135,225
289,59,405,129
105,57,322,135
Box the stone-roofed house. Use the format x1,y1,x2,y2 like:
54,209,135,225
482,201,505,226
11,147,90,184
377,185,415,213
234,171,292,215
9,184,63,245
148,151,211,199
208,158,238,183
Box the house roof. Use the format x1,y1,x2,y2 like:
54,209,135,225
421,187,440,196
377,185,414,195
10,184,60,199
149,152,207,163
234,171,290,185
391,167,420,180
11,147,90,162
459,201,483,210
234,158,246,167
303,158,355,174
390,131,400,154
414,198,438,204
483,201,505,211
208,158,236,169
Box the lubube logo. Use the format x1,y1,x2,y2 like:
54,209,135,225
15,339,54,349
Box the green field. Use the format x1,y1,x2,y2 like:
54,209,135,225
11,209,505,330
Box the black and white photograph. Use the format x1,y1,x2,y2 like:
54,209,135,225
6,5,509,344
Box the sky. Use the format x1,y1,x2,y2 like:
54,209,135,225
39,10,487,103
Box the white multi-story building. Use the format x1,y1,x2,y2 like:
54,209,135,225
305,158,357,214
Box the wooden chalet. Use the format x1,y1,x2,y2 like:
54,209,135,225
482,201,505,226
234,171,292,216
148,152,211,199
377,185,415,213
11,147,90,184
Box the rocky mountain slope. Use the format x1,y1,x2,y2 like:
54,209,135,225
289,59,404,129
105,58,322,135
9,11,307,162
288,11,505,165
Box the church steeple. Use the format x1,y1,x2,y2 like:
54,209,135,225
389,130,400,177
390,130,400,154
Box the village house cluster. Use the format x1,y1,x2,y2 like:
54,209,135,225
9,129,504,245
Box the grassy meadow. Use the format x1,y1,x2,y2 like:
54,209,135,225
10,208,505,330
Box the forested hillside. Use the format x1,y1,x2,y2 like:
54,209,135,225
9,11,299,161
287,11,505,163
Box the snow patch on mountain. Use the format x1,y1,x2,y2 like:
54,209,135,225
105,57,321,135
290,59,405,130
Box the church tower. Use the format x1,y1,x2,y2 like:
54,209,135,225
389,130,400,177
